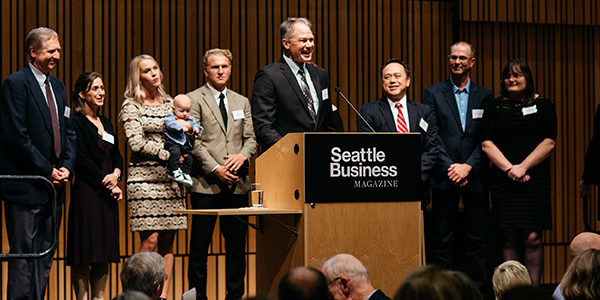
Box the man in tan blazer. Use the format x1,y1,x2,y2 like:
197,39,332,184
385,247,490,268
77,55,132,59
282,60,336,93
188,48,257,300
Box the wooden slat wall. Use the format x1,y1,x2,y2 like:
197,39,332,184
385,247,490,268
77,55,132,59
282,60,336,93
0,0,599,299
458,0,600,284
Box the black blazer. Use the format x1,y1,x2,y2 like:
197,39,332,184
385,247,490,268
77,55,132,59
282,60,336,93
251,57,335,150
422,79,494,192
357,97,439,182
583,104,600,184
368,289,392,300
0,65,76,205
71,113,123,189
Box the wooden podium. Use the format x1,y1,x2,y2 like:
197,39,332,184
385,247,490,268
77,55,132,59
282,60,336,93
255,133,425,296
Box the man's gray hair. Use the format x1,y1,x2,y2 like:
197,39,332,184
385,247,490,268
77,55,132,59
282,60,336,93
280,17,312,40
321,253,370,283
25,27,58,59
120,252,165,297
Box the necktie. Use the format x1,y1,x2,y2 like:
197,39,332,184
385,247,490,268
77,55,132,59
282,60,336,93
297,68,317,122
219,93,228,128
45,76,61,157
394,102,408,133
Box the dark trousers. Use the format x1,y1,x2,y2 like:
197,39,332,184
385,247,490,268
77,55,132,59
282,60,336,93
165,139,193,174
188,192,247,300
430,188,488,289
5,201,62,300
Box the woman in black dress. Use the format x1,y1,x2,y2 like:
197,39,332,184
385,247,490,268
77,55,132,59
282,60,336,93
481,59,557,286
67,72,123,299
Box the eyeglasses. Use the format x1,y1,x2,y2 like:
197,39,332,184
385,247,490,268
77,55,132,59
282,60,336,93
328,277,342,285
448,55,472,62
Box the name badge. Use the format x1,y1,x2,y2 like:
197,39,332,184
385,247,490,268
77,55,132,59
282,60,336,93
64,106,71,118
321,88,329,101
102,132,115,144
232,109,245,120
419,118,429,132
472,109,484,119
522,105,537,116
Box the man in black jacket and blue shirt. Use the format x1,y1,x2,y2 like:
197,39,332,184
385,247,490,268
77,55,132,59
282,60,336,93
422,41,494,292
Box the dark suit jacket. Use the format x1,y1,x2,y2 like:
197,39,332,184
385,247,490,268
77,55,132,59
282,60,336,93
251,57,335,150
71,113,123,189
422,79,493,192
0,65,76,205
583,104,600,184
368,289,392,300
357,97,439,182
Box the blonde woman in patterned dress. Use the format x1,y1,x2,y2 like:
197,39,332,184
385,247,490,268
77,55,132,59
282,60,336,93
119,54,187,300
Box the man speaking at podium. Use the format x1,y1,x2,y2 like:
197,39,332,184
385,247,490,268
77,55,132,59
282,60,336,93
251,17,337,151
357,59,438,184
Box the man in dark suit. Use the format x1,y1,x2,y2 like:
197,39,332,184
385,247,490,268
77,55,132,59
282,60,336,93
421,41,494,291
0,27,76,299
357,59,438,183
251,17,336,150
188,48,257,300
321,254,392,300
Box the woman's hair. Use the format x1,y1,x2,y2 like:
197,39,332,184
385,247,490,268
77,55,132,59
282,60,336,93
492,260,531,300
124,54,167,105
561,248,600,300
71,71,103,114
393,265,461,300
500,58,536,104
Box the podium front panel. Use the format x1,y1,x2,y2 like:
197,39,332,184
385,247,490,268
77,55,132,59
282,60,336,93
304,133,423,203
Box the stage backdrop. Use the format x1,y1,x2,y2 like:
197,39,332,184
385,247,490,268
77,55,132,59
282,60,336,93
1,0,599,299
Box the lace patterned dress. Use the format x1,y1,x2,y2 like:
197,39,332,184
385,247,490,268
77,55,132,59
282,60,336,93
119,98,187,231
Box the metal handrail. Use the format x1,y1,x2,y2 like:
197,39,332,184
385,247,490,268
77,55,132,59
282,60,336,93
0,175,58,261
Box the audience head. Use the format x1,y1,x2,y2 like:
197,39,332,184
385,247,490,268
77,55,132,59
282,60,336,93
393,265,460,300
561,248,600,300
203,48,233,91
124,54,167,105
25,27,61,74
380,59,411,101
500,58,535,103
569,232,600,257
113,290,152,300
120,252,165,300
321,253,372,300
277,266,330,300
492,260,531,300
449,271,483,300
72,71,104,114
280,17,314,64
448,41,475,78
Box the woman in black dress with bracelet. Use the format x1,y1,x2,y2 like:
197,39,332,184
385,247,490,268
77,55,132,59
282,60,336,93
481,59,557,286
67,72,123,299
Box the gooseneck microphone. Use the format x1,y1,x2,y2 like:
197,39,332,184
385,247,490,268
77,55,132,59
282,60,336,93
334,87,376,133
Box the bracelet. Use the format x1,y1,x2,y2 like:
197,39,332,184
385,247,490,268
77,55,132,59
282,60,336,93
113,172,121,181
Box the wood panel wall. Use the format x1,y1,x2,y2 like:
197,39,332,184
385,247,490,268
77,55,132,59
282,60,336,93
1,0,598,299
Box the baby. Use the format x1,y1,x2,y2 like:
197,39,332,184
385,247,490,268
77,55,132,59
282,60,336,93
164,94,203,186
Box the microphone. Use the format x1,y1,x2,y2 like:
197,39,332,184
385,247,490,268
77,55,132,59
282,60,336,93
334,87,376,133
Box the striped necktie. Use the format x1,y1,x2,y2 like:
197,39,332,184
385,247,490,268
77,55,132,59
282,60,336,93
297,68,317,122
394,102,408,133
